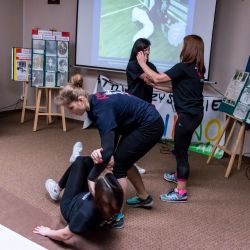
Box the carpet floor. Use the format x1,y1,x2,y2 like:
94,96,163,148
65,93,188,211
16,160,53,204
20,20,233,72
0,111,250,250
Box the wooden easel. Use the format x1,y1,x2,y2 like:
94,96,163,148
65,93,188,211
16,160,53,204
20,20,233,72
21,81,36,123
33,86,66,132
207,114,246,178
20,82,66,131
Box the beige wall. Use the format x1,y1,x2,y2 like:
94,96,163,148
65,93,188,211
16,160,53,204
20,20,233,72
0,0,23,111
210,0,250,93
209,0,250,153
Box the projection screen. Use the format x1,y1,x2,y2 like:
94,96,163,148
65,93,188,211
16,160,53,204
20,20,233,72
76,0,217,77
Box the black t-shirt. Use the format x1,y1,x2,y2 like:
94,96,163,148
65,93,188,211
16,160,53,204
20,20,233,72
61,192,103,234
88,91,160,137
126,60,157,103
165,63,204,115
87,91,161,180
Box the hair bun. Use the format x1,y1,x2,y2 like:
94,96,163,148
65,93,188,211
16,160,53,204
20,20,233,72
70,74,83,88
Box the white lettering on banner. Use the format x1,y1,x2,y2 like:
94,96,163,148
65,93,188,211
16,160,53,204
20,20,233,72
90,75,225,144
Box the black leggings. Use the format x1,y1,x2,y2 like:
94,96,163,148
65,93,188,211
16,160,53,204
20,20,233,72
59,156,94,215
174,113,203,181
113,116,164,178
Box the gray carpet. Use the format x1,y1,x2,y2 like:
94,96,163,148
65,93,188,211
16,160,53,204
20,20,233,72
0,111,250,250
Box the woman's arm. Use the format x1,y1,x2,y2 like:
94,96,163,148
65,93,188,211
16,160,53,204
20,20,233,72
153,83,173,92
88,131,115,182
137,51,171,83
33,225,74,242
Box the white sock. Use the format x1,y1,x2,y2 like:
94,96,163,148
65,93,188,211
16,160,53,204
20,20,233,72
69,142,83,163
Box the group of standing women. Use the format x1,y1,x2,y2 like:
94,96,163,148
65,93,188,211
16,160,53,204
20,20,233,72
34,34,205,243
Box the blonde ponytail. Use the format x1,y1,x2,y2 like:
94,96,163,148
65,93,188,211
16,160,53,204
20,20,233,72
55,74,89,106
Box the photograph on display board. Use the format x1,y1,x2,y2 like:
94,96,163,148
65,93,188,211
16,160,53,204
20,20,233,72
223,70,247,104
16,61,30,81
32,54,44,70
241,72,248,83
33,39,45,54
246,112,250,124
239,87,250,105
45,72,56,86
46,40,57,56
58,58,68,72
57,41,68,57
57,72,68,86
32,70,44,86
233,103,249,120
46,56,57,71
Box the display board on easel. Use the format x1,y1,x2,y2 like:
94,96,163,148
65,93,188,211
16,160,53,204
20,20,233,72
219,70,250,125
31,28,70,87
11,48,32,82
208,69,250,177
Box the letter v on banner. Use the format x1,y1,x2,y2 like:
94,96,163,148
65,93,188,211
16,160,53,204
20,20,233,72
194,124,202,141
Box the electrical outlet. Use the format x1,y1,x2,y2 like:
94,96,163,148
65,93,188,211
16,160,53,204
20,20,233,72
20,95,24,101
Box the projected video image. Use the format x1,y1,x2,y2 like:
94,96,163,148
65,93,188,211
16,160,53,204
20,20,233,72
97,0,194,70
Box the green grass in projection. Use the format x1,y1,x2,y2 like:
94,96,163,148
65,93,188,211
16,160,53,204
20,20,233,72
99,0,187,62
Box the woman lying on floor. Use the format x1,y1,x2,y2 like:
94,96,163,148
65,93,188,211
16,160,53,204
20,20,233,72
33,156,123,242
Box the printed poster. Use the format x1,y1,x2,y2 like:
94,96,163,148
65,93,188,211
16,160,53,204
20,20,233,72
11,48,31,81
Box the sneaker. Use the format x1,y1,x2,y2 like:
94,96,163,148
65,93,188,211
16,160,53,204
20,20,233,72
126,195,153,208
134,163,146,174
160,188,187,202
99,213,124,229
111,213,124,229
45,179,60,201
164,172,177,184
69,142,83,163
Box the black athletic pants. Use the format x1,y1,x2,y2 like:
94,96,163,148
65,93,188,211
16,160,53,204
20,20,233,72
174,113,203,180
113,116,164,178
59,156,94,214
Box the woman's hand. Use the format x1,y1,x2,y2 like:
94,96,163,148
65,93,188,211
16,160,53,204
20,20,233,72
33,225,74,242
137,51,147,66
91,148,103,164
33,226,51,237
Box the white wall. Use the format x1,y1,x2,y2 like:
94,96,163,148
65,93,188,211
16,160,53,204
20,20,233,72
0,0,23,111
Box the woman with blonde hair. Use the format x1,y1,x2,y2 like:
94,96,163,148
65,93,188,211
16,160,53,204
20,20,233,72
57,74,164,214
136,34,205,202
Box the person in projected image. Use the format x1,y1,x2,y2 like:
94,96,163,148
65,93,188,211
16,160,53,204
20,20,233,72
33,155,124,242
55,74,164,223
132,0,169,42
126,38,159,175
136,34,205,203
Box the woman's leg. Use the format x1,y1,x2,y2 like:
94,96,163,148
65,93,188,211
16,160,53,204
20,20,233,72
127,165,148,198
60,156,94,203
160,113,202,202
114,117,164,206
174,113,203,188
